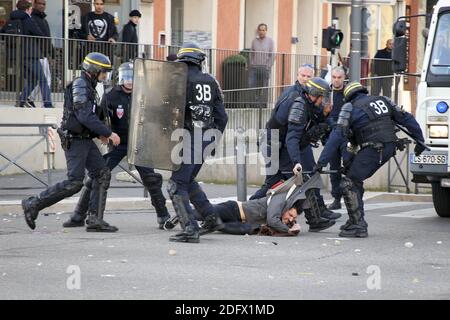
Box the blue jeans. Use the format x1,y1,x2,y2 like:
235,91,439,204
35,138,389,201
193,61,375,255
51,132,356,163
249,66,270,107
20,58,52,107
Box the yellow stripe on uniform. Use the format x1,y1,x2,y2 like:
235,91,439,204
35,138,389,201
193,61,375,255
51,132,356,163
84,57,112,68
344,82,362,96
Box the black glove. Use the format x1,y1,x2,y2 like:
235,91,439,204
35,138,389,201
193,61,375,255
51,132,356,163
312,164,324,175
414,143,426,156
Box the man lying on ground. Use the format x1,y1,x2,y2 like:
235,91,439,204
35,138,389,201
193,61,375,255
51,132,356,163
202,173,336,237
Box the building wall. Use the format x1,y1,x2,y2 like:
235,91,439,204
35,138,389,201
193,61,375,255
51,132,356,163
183,0,213,48
215,0,241,83
217,0,241,49
296,0,323,56
244,0,275,50
275,0,293,87
153,0,166,46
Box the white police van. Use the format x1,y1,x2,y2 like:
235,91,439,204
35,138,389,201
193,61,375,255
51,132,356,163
407,0,450,217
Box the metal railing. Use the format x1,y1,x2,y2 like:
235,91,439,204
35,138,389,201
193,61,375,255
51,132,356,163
1,34,399,108
0,123,56,187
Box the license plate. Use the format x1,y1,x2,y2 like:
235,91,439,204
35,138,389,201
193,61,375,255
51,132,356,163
410,154,448,165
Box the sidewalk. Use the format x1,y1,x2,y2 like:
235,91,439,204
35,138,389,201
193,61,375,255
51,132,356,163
0,168,432,215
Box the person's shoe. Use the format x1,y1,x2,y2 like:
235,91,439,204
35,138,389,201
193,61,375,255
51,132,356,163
22,196,40,230
199,214,224,236
157,214,171,230
169,226,200,243
27,99,37,108
86,216,118,232
320,208,342,220
163,215,179,230
308,218,336,232
62,218,85,228
339,219,368,238
339,218,368,230
327,198,342,210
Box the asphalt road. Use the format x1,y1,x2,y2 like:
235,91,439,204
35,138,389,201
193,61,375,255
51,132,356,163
0,195,449,300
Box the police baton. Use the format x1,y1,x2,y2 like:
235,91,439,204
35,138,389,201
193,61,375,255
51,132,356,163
395,124,430,152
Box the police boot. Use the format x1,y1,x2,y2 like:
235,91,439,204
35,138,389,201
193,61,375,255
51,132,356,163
339,217,368,230
314,190,342,220
169,224,200,243
85,170,118,233
327,197,342,210
168,193,199,243
22,196,40,230
199,214,224,236
304,190,335,232
142,174,171,229
319,204,342,220
63,180,92,228
23,180,84,230
304,209,336,232
338,177,368,237
339,216,368,238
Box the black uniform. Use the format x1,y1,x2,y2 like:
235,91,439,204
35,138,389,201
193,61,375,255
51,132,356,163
167,63,228,242
22,72,113,230
65,86,170,228
318,92,424,237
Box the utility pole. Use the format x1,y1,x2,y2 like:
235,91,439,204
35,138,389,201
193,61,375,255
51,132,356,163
350,0,363,81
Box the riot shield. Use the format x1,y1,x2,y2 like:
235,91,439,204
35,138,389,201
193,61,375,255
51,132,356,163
128,59,187,171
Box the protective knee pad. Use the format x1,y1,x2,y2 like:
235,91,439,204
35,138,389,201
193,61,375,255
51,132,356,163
98,167,111,189
142,173,163,190
339,177,354,195
340,177,360,220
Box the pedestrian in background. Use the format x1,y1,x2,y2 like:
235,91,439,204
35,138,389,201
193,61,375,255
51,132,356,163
249,23,274,108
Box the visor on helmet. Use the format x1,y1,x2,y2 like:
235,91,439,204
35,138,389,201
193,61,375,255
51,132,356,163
118,69,133,85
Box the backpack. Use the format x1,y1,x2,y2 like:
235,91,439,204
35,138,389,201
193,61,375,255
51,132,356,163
1,19,23,35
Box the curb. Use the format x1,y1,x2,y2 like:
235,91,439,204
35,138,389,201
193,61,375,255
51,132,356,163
0,197,160,215
1,192,433,216
367,193,432,203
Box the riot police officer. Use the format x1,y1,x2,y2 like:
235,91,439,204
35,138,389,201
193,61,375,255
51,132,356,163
315,82,425,238
249,64,313,200
62,62,171,230
22,52,121,232
252,77,341,222
167,43,228,243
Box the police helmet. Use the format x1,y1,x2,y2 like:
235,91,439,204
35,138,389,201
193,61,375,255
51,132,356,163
82,52,113,78
343,81,369,102
305,77,331,101
176,42,206,66
117,62,133,86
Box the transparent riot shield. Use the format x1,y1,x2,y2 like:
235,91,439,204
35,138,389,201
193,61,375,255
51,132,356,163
127,58,187,171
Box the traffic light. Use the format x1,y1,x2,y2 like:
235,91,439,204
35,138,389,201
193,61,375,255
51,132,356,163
322,27,344,52
392,20,408,73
